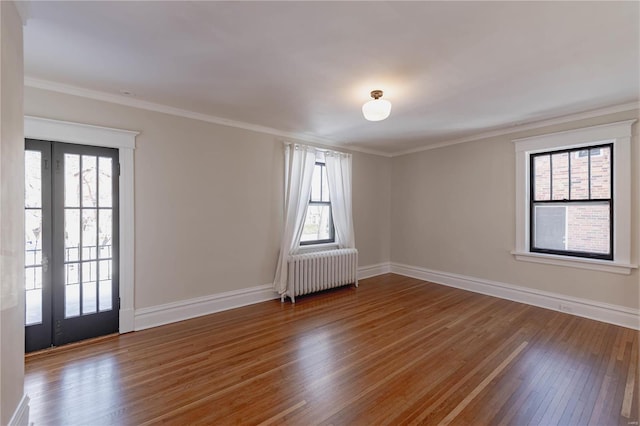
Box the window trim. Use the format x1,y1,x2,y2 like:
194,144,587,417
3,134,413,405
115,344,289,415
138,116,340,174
300,161,335,246
529,143,613,261
512,119,637,275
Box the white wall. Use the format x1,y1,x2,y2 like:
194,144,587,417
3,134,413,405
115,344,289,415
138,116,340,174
24,86,392,310
24,83,638,315
0,1,25,423
391,110,639,310
353,152,391,267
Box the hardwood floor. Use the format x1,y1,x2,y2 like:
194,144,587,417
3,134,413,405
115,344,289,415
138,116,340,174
25,274,639,425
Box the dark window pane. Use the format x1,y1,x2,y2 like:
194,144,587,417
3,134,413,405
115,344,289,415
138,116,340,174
570,151,589,200
533,206,566,250
25,265,43,324
321,166,330,202
82,261,97,315
565,203,610,254
82,209,97,260
99,280,112,312
65,209,80,262
533,155,550,201
81,156,98,207
25,209,42,267
98,209,113,259
65,262,80,318
25,150,42,208
98,157,113,207
590,146,611,199
25,288,42,325
551,152,569,200
300,205,332,242
310,164,321,202
64,154,80,207
533,202,610,255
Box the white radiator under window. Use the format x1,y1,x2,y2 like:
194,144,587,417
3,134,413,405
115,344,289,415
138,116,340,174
284,248,358,303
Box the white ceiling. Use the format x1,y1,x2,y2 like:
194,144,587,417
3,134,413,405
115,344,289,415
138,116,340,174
24,1,639,154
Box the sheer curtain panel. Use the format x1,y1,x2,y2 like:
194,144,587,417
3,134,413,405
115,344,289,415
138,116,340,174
272,143,317,295
325,151,356,249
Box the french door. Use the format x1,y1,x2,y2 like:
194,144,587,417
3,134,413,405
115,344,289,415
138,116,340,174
25,139,119,352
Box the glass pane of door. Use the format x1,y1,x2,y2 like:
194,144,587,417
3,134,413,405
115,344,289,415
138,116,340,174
25,150,43,325
63,153,116,318
25,139,53,353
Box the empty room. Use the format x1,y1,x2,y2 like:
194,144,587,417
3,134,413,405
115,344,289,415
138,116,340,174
1,1,638,425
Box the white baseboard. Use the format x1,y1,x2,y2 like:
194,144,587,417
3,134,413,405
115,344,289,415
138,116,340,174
8,394,29,426
129,262,638,331
134,284,279,331
391,262,640,330
358,262,391,280
133,263,392,331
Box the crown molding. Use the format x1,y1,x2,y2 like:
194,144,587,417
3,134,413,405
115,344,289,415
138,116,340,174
24,77,392,158
390,101,639,157
342,145,393,158
25,77,635,160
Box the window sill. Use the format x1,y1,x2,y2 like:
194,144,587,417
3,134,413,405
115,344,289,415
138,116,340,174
511,250,637,275
298,242,339,254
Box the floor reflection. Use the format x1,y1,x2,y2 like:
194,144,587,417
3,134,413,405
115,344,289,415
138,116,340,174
294,328,350,409
26,353,121,424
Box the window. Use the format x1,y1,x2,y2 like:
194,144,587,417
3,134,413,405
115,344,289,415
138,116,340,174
513,120,635,274
300,160,334,245
530,144,612,260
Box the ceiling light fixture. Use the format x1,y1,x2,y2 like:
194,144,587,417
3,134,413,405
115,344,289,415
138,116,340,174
362,90,391,121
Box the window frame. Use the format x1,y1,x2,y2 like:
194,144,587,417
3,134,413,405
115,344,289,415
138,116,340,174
512,119,636,275
300,160,335,246
529,142,613,261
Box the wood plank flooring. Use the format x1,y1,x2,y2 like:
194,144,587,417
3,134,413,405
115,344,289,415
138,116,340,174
25,274,639,425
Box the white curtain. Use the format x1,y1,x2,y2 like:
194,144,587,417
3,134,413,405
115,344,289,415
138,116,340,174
273,143,317,295
325,151,356,249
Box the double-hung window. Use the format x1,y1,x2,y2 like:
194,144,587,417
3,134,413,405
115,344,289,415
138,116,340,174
300,159,335,245
513,120,636,274
530,144,613,260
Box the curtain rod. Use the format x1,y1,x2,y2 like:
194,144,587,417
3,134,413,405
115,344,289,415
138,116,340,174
282,141,349,155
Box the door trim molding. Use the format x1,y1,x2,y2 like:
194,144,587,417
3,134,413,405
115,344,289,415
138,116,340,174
24,116,138,333
24,116,137,149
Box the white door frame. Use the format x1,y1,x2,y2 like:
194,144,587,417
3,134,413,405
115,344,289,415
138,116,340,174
24,116,138,332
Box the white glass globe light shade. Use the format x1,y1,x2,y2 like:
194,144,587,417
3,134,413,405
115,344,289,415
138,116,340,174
362,98,392,121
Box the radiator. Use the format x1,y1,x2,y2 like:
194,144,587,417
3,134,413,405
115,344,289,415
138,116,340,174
284,248,358,303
